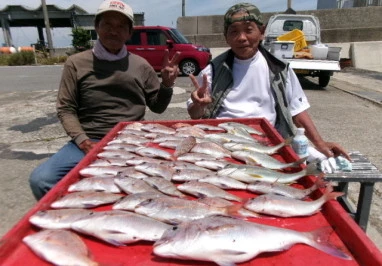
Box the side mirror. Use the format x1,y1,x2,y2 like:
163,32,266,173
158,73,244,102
166,39,174,49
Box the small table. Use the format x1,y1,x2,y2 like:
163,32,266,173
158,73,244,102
325,151,382,231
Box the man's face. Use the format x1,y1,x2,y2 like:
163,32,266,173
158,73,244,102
225,12,264,60
95,11,132,54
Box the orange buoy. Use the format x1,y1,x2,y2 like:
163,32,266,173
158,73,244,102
0,47,17,54
18,46,35,52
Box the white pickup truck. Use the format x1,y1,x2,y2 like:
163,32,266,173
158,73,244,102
263,14,341,87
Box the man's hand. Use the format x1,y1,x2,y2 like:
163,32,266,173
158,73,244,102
78,139,97,154
189,74,212,105
161,50,180,87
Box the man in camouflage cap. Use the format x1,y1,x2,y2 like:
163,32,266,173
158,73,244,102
224,2,264,34
186,2,350,167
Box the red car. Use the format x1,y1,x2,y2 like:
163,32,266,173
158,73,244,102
126,26,211,76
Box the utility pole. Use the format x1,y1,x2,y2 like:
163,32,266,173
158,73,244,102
287,0,292,9
41,0,54,57
182,0,185,16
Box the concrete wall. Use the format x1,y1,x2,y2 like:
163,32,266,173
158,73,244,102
177,6,382,47
177,6,382,72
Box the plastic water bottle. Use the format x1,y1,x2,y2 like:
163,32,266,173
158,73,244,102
292,128,309,159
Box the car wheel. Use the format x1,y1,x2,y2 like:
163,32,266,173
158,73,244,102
318,71,331,87
180,60,200,76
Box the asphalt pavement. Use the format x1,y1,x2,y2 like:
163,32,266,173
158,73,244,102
0,64,381,253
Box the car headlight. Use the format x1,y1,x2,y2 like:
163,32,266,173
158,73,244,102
196,47,210,52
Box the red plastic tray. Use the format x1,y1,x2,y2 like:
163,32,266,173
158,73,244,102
1,118,381,266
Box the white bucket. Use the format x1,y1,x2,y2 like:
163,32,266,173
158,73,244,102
309,44,328,60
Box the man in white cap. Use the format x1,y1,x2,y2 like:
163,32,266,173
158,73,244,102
29,0,180,200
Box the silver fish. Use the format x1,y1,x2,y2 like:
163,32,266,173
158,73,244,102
71,210,172,246
193,123,225,131
125,156,166,166
23,229,98,266
117,167,149,179
135,162,175,180
194,160,229,170
97,150,135,160
171,168,213,182
88,158,128,167
196,197,261,218
135,196,241,225
79,166,126,177
158,140,182,149
68,177,121,193
199,175,247,190
123,122,143,130
177,181,243,202
244,187,344,217
176,152,220,163
134,146,175,161
102,143,142,152
143,176,187,198
141,123,176,134
219,162,322,184
153,215,351,265
246,177,327,199
223,137,293,155
108,134,150,145
218,121,264,136
204,133,258,144
114,176,159,194
232,150,306,170
112,191,166,211
50,191,123,209
152,135,184,143
29,209,95,229
190,142,232,159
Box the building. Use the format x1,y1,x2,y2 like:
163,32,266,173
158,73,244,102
317,0,381,9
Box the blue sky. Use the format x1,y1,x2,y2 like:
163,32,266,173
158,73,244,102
0,0,318,48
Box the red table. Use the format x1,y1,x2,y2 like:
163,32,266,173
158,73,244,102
1,118,381,266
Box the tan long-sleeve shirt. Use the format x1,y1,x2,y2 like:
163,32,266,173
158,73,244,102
57,50,173,145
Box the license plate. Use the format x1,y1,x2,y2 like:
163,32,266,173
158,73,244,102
294,69,310,75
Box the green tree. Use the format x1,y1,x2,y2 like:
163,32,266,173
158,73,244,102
71,27,92,52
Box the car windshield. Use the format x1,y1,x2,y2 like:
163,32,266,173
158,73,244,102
168,29,191,44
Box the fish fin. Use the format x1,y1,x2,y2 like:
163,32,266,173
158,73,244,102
248,174,263,179
292,156,308,167
305,226,352,260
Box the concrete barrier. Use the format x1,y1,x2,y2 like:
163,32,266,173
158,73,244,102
351,41,382,72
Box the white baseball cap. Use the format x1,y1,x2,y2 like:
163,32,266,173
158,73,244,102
96,0,134,24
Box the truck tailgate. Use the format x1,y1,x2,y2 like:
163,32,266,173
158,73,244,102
286,59,341,71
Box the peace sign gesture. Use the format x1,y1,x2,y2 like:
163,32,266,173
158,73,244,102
161,49,180,87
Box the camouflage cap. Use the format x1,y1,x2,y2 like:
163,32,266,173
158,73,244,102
224,3,264,33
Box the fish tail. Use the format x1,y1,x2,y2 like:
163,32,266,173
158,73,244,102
315,174,328,189
226,203,246,219
304,226,352,260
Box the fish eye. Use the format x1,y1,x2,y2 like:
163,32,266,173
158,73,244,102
172,226,178,231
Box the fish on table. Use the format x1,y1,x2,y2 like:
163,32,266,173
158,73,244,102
134,196,242,225
29,209,95,229
246,176,327,199
23,229,98,266
68,176,121,193
112,191,167,211
232,150,306,170
218,162,322,184
50,191,124,209
244,187,344,217
71,210,172,246
153,215,352,265
177,180,243,202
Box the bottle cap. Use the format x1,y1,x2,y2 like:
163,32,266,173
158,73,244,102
296,128,305,134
